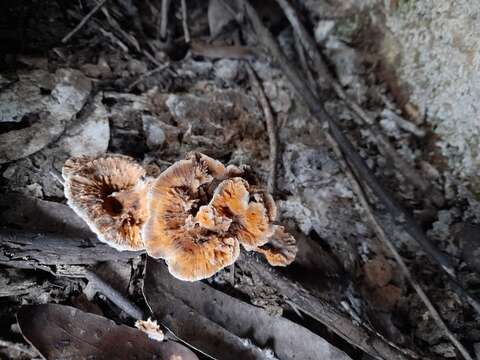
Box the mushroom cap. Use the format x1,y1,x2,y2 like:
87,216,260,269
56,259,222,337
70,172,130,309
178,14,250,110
185,151,226,179
144,154,240,281
145,152,297,280
165,234,240,281
256,226,298,266
210,178,272,250
63,154,148,251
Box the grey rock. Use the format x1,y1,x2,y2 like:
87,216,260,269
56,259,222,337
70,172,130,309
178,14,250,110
142,115,167,150
55,93,110,157
315,20,336,43
214,59,241,82
0,69,91,164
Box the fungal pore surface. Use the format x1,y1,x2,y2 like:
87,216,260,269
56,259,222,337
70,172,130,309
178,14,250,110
62,154,149,251
144,152,297,281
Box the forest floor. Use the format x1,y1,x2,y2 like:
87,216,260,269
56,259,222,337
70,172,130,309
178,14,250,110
1,0,480,359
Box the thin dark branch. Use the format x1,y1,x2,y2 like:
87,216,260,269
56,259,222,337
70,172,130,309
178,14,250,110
127,63,171,91
292,31,318,97
62,0,108,43
245,64,278,194
160,0,171,40
191,42,256,59
181,0,190,43
84,270,145,320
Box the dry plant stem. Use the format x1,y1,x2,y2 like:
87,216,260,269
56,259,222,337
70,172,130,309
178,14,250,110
245,64,278,194
99,6,164,69
270,0,480,317
101,6,140,52
160,0,171,40
328,135,474,360
181,0,191,43
235,0,480,309
84,270,145,320
191,42,256,60
98,27,129,52
62,0,108,43
273,0,443,207
292,31,318,97
127,63,171,91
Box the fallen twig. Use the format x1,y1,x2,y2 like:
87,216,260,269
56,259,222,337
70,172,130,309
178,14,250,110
160,0,171,40
270,0,480,317
127,63,171,91
245,64,278,194
191,41,256,60
181,0,190,43
98,27,129,52
292,31,318,97
62,0,108,43
101,6,140,52
84,269,145,320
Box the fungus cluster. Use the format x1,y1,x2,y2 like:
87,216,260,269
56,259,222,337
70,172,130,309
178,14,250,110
63,152,297,281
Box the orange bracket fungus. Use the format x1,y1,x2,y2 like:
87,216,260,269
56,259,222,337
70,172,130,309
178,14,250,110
63,152,297,281
144,152,297,281
62,154,150,251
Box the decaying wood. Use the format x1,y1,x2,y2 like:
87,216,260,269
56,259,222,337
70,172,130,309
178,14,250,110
0,193,94,239
0,193,140,269
0,228,139,270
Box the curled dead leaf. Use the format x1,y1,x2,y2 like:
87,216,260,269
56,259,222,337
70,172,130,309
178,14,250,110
17,304,198,360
